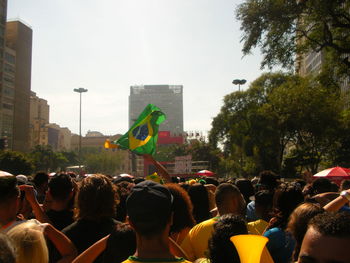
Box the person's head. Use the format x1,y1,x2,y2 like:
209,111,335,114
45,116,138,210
235,179,255,204
126,180,173,238
340,179,350,191
103,223,136,262
299,212,350,263
204,177,219,186
287,202,324,261
270,183,304,230
133,178,145,185
208,214,248,263
257,170,279,191
188,183,211,223
311,178,333,195
254,190,274,221
165,183,196,234
0,232,16,263
0,175,19,225
215,183,245,216
7,221,48,263
48,174,74,202
33,172,49,191
76,174,116,221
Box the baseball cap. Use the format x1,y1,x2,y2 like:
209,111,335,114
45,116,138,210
126,180,173,223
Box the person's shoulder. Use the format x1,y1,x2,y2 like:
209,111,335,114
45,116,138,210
61,220,79,234
263,227,285,239
189,218,216,235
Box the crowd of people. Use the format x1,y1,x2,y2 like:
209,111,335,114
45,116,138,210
0,156,350,263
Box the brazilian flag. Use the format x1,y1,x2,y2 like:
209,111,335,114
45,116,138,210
105,104,166,155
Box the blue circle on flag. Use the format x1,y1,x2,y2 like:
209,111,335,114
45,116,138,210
132,124,149,141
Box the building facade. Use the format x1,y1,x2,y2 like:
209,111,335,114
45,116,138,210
29,91,49,149
0,0,8,148
1,47,15,149
47,123,71,151
5,20,33,152
129,85,184,135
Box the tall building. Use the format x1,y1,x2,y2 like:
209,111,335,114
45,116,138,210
5,20,33,152
29,91,49,149
1,47,15,149
0,0,8,148
129,85,184,135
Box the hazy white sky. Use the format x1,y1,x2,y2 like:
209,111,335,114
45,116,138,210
8,0,265,136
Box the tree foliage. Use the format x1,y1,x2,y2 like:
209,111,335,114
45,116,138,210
236,0,350,73
29,145,69,172
84,151,125,175
210,72,347,177
0,150,34,175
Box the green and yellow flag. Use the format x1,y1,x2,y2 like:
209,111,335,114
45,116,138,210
104,104,166,155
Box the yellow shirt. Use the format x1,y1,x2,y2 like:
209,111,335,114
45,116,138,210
247,219,268,235
180,218,218,261
122,256,192,263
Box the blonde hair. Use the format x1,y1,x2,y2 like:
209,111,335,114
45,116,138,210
7,220,49,263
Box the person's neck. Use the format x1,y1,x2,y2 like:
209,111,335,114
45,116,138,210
134,232,175,259
50,200,70,211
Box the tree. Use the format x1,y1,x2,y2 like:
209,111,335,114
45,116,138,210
236,0,350,74
210,72,345,177
29,145,68,172
84,151,124,175
0,151,34,175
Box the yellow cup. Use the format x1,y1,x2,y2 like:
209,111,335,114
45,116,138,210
230,235,269,263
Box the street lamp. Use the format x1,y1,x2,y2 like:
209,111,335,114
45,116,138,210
232,79,247,91
73,87,88,170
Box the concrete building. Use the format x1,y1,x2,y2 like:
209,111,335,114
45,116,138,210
29,92,49,149
47,123,71,151
296,50,324,76
5,20,33,152
1,47,15,149
129,85,184,135
0,0,8,147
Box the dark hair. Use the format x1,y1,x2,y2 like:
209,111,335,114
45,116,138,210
204,177,219,186
165,183,196,234
103,223,136,263
258,170,278,191
48,174,73,201
208,214,248,263
269,183,304,230
76,174,116,221
33,172,49,187
311,178,333,194
179,183,190,192
340,179,350,191
215,183,241,208
115,182,132,222
236,179,255,204
188,183,210,224
133,178,145,184
309,212,350,238
287,202,324,261
0,176,19,203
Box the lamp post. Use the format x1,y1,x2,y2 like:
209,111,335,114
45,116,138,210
232,79,247,91
73,88,88,170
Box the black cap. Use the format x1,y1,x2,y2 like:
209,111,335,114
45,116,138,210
126,180,172,223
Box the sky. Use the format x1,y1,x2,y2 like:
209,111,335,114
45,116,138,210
8,0,266,136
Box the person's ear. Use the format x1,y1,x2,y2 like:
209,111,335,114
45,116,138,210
126,216,135,229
